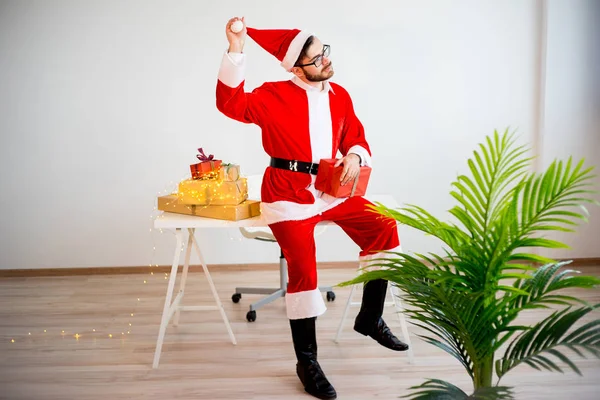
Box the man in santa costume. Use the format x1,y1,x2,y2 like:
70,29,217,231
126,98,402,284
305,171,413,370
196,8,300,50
216,17,409,400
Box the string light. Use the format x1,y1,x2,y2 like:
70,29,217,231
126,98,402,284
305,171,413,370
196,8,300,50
10,203,143,345
10,163,255,345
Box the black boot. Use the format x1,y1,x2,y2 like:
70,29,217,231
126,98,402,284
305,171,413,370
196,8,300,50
353,279,409,351
290,317,337,400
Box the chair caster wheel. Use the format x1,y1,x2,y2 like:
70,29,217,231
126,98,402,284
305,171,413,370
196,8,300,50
232,293,242,303
326,291,336,302
246,310,256,322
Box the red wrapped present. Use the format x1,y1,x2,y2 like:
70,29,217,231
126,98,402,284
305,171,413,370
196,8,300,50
190,147,222,180
314,158,371,198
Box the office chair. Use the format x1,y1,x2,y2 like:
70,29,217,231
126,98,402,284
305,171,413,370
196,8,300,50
231,174,335,322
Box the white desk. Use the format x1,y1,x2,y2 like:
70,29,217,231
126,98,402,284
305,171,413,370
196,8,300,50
151,194,399,368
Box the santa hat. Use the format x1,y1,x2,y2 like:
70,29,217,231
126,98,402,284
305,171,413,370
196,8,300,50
246,27,313,72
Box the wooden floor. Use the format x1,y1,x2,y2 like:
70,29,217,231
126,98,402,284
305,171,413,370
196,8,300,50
1,266,599,400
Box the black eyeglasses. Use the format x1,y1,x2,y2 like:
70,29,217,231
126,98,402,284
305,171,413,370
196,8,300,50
296,45,330,68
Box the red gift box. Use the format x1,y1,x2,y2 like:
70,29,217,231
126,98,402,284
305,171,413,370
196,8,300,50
190,147,222,180
314,158,371,198
190,160,222,179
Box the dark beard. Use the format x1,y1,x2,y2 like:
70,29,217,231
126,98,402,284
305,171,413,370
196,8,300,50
303,63,334,82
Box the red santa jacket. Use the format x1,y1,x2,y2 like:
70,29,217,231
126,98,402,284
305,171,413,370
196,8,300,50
216,53,372,222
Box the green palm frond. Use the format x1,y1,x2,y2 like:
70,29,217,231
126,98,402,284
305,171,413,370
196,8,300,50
496,304,600,379
510,158,596,250
510,261,600,310
518,157,597,237
449,130,530,251
482,262,600,356
403,379,514,400
402,379,471,400
338,252,431,285
404,285,478,378
369,204,493,289
483,163,597,291
370,203,471,253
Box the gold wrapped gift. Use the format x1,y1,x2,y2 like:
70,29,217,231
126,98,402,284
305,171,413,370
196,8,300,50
177,177,248,205
158,195,260,221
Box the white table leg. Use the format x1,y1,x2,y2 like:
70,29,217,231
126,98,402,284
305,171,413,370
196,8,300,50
190,234,237,345
153,228,183,369
391,283,414,364
334,284,357,343
173,229,194,326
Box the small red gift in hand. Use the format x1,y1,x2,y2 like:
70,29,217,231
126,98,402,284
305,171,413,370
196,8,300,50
314,158,371,198
190,148,222,180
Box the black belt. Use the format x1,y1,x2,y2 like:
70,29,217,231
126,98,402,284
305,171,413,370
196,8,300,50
270,157,319,175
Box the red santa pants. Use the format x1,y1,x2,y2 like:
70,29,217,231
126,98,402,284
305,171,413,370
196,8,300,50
268,196,400,320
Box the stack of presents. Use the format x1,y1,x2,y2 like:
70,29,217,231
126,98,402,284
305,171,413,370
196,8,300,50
157,148,261,221
157,148,372,221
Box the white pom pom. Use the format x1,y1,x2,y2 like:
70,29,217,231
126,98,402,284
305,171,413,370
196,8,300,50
230,20,243,33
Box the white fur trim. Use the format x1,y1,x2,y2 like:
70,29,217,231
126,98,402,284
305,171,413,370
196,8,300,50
348,145,372,167
359,246,403,272
218,51,246,88
260,189,348,225
281,31,313,71
286,288,327,319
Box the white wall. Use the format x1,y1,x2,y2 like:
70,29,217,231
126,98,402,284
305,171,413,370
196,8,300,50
0,0,596,269
539,0,600,259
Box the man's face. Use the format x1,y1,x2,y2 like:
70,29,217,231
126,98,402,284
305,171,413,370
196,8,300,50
297,37,333,82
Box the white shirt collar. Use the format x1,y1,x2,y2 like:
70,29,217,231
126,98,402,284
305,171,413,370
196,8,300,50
291,75,335,95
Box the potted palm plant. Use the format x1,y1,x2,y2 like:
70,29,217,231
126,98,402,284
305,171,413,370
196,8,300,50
339,129,600,399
